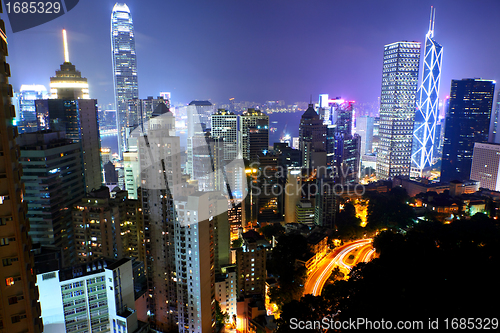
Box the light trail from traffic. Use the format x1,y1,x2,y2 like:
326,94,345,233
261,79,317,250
304,239,373,296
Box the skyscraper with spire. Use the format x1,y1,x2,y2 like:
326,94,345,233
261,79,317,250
37,30,102,193
411,7,443,177
111,3,139,156
49,29,89,100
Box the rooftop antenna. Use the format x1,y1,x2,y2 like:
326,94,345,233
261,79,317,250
62,29,70,63
428,6,435,38
310,94,313,104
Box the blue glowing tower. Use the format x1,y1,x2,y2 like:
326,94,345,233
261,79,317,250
411,7,443,177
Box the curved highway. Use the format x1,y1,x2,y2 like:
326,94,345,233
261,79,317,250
303,239,373,296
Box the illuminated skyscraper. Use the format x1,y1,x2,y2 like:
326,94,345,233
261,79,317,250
0,6,43,332
49,30,89,100
377,41,421,180
411,7,443,177
15,85,48,133
111,3,139,156
299,104,326,168
440,79,495,183
239,108,269,161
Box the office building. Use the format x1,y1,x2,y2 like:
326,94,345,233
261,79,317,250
470,143,500,191
37,34,102,192
299,104,326,168
186,101,214,178
14,85,48,134
36,98,102,193
411,7,443,177
356,115,374,156
0,11,43,333
18,131,85,267
211,109,238,162
49,30,89,100
295,199,315,224
36,258,141,333
325,100,361,183
377,41,421,179
492,91,500,143
441,79,495,182
111,3,139,156
239,108,269,161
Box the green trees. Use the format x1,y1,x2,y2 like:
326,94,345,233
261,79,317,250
365,187,415,230
276,217,500,331
268,233,309,310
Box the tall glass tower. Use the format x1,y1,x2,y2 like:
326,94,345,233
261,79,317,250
111,3,139,156
411,7,443,177
377,41,421,180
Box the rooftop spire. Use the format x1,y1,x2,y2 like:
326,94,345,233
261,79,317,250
428,6,435,38
62,29,69,63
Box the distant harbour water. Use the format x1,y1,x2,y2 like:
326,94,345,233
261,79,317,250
98,112,301,157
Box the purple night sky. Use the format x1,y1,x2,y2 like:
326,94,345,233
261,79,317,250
2,0,500,107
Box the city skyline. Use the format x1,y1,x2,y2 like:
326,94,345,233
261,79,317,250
2,0,500,107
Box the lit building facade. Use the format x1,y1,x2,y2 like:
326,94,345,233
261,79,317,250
36,98,102,193
111,3,139,156
441,79,496,182
0,11,43,332
36,258,141,333
377,41,421,179
299,104,326,169
411,7,443,177
18,131,85,267
14,85,48,134
49,30,89,100
72,189,123,263
211,109,238,162
239,109,269,161
470,142,500,191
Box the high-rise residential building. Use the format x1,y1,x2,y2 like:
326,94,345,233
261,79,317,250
14,85,48,134
441,79,496,182
186,100,215,180
123,151,140,199
36,258,142,333
173,191,229,333
235,230,267,298
111,3,139,156
0,10,43,332
356,115,374,156
211,109,238,162
411,7,443,177
377,41,421,180
239,108,269,161
49,30,89,100
72,188,123,263
299,104,327,168
18,131,85,267
139,106,181,332
215,266,237,320
470,142,500,191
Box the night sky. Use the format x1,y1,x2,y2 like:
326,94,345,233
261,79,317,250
2,0,500,107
